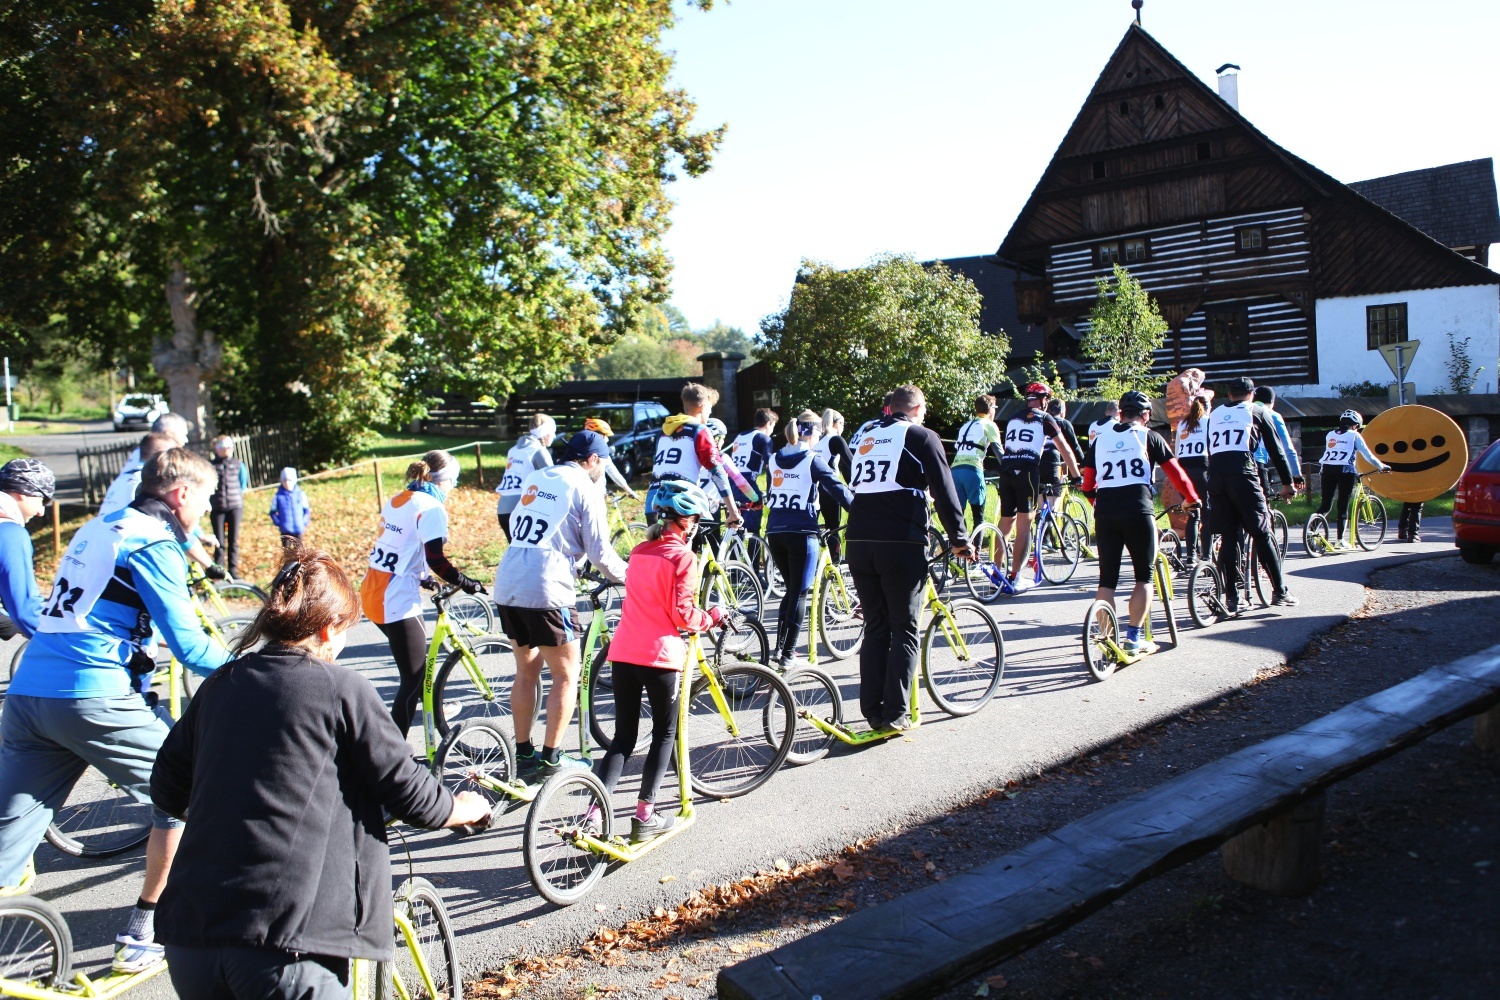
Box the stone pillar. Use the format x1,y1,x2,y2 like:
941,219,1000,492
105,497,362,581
1469,416,1491,453
697,351,746,434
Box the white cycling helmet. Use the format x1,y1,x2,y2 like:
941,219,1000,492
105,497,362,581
1340,409,1364,425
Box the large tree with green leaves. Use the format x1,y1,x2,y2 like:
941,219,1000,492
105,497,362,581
758,254,1008,429
1082,264,1170,401
0,1,721,462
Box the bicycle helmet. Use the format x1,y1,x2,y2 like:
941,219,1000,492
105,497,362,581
705,417,728,441
1118,390,1151,416
1024,381,1052,399
652,479,716,520
0,458,55,503
1340,409,1364,426
582,417,614,437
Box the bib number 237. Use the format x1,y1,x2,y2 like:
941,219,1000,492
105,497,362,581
850,458,892,487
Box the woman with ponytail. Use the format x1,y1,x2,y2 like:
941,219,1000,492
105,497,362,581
151,547,489,999
360,450,485,735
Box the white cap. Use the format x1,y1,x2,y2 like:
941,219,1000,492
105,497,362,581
280,467,298,484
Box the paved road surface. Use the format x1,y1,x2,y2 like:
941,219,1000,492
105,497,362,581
4,519,1460,993
3,421,139,503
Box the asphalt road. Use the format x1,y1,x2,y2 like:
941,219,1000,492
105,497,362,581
6,518,1461,994
2,420,141,503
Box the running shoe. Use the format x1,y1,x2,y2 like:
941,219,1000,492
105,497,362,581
113,934,165,973
1013,575,1036,594
536,754,591,778
1272,591,1300,608
631,811,679,843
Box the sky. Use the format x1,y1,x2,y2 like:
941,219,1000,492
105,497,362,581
658,0,1500,335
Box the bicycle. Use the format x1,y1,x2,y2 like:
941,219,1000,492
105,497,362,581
793,550,1005,757
1304,470,1389,556
521,621,795,906
1056,481,1097,558
1081,542,1181,682
694,519,765,653
1185,529,1277,627
967,484,1086,599
606,492,648,561
0,876,462,1000
725,504,777,600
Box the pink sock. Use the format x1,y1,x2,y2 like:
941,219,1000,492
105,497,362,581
635,801,653,822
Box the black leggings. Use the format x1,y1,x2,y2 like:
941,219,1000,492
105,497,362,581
846,540,927,727
1317,465,1357,536
1094,506,1157,591
376,616,428,737
594,662,678,804
768,533,820,658
497,511,512,541
1180,459,1210,559
818,494,843,564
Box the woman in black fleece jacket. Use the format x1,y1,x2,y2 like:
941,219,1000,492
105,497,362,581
151,547,490,999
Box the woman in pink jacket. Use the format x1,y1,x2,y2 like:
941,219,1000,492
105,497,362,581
594,481,723,842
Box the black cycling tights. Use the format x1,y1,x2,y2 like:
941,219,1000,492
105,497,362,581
768,533,819,658
1317,466,1357,538
376,616,428,737
594,662,679,804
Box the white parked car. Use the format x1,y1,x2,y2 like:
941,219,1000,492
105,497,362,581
113,394,169,432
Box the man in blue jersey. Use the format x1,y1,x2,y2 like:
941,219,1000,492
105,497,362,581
0,448,231,973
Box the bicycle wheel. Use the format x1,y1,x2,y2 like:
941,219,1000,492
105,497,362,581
964,523,1005,603
45,769,152,858
610,523,644,561
381,877,461,1000
1038,515,1083,585
432,636,516,736
1186,561,1224,628
686,663,794,798
1082,599,1119,682
9,636,27,679
816,563,863,661
1250,550,1276,607
1303,513,1331,558
1153,555,1179,649
700,560,764,652
446,593,496,636
1158,528,1182,568
523,770,613,906
776,667,843,766
212,579,267,617
0,895,73,988
587,643,652,757
921,599,1005,716
1270,509,1289,560
925,528,953,598
212,612,257,652
744,534,779,599
434,721,515,820
1356,494,1387,550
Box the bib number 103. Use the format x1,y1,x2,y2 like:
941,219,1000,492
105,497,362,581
510,514,550,544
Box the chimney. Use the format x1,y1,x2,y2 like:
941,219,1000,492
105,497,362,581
1216,63,1241,111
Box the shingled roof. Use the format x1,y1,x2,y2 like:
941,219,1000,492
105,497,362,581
1349,159,1500,250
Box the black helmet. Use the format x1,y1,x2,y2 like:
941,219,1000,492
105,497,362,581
1119,390,1151,416
0,458,55,502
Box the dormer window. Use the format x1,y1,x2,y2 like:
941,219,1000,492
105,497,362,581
1096,242,1121,266
1092,160,1107,180
1197,141,1212,161
1123,237,1150,263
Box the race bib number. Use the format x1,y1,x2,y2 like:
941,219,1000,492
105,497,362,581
506,472,575,549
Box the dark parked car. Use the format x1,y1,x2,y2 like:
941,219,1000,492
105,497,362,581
1454,439,1500,564
552,401,670,480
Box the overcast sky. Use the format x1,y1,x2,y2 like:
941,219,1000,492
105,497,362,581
659,0,1500,335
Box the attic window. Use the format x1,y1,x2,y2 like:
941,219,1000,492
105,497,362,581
1123,237,1150,263
1237,226,1266,253
1096,242,1121,266
1119,101,1130,115
1197,142,1212,161
1092,161,1107,180
1154,94,1165,110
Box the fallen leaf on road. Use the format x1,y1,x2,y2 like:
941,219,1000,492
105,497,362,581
728,944,749,955
832,862,856,881
774,858,791,872
660,874,677,883
987,975,1008,989
1084,956,1105,969
1062,950,1079,959
594,904,607,912
974,985,990,997
596,928,617,943
925,862,936,872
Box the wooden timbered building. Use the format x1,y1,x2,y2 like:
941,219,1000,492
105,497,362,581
997,24,1500,396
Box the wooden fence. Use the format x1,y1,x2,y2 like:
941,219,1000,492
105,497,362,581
76,424,302,508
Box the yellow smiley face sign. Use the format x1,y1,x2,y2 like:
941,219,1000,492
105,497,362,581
1354,405,1468,503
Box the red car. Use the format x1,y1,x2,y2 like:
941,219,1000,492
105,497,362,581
1454,439,1500,564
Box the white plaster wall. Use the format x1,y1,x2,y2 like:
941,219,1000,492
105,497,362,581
1277,284,1500,397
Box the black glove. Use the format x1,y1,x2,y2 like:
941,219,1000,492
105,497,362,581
458,573,486,596
1068,476,1084,487
203,563,228,581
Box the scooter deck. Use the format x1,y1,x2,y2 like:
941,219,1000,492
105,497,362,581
801,710,917,745
574,809,698,863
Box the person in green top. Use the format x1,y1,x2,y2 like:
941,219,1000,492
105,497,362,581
950,394,1003,532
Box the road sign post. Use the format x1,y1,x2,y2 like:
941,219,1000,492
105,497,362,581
1377,340,1421,404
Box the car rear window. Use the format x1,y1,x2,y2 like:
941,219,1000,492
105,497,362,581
1474,443,1500,473
123,395,157,408
573,405,631,434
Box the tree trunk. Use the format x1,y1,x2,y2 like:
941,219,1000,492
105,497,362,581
154,259,221,442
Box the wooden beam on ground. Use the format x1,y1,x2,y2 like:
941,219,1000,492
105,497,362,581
718,645,1500,1000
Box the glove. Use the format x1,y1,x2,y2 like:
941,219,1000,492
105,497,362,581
458,573,485,596
1068,476,1084,487
203,563,228,581
707,605,726,627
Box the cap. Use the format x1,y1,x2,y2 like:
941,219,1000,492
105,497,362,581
1226,376,1255,396
0,458,56,503
563,430,611,462
280,467,298,484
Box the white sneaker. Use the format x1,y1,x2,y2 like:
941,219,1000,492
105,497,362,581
113,934,165,973
1013,576,1036,593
